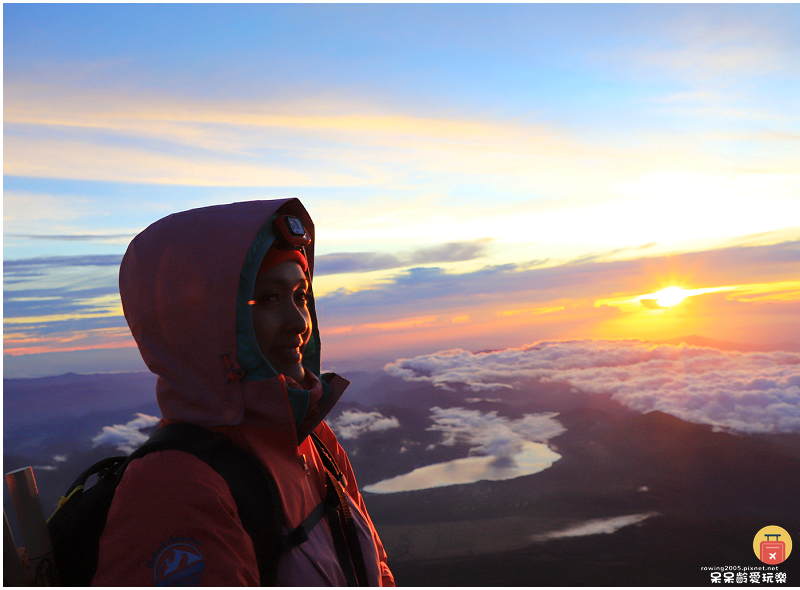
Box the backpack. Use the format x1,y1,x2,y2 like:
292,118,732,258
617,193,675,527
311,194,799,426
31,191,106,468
46,422,368,586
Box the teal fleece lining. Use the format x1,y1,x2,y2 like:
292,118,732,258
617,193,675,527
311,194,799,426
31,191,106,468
235,214,328,429
237,214,279,381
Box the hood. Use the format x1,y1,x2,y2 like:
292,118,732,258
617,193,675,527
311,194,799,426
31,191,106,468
120,199,346,442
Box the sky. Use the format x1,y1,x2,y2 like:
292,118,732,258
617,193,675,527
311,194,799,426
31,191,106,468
4,3,800,378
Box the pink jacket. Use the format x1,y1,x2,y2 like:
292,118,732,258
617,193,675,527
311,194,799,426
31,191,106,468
93,200,394,586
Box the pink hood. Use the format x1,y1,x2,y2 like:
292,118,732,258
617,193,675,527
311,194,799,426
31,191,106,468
119,199,346,443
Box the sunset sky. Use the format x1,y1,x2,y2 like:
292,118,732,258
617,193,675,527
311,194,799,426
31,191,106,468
4,4,800,378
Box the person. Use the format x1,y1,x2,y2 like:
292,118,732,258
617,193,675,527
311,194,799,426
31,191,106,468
92,199,394,586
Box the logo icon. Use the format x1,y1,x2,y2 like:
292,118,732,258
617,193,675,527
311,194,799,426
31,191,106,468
152,537,205,586
754,526,792,565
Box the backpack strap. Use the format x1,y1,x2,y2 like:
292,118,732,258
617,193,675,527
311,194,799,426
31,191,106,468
310,432,370,587
311,431,347,486
131,425,371,586
130,423,283,586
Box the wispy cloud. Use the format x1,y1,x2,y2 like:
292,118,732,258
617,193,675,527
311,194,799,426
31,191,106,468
320,240,800,325
4,255,124,275
3,191,93,225
3,256,126,353
611,7,799,82
5,234,134,242
3,286,121,319
8,78,796,202
3,326,134,356
0,86,583,189
316,239,491,275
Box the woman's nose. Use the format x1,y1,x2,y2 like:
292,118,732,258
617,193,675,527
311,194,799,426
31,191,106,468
283,301,309,334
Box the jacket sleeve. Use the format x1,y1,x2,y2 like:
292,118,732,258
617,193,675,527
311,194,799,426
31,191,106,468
315,422,396,587
92,450,260,586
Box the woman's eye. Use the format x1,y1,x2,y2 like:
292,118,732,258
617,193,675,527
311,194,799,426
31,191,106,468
250,293,279,306
295,290,308,303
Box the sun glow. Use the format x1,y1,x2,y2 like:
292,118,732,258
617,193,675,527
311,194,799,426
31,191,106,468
653,287,689,307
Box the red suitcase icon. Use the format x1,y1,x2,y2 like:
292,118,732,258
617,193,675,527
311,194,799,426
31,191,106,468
760,534,786,565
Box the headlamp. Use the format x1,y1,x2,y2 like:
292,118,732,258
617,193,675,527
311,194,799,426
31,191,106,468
274,215,311,249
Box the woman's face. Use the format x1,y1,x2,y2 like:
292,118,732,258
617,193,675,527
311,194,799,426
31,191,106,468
251,260,311,383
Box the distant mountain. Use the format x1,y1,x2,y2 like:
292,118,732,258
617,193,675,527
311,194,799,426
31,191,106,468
4,371,157,428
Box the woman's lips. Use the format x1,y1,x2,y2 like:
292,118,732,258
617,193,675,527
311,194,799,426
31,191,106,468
271,346,302,362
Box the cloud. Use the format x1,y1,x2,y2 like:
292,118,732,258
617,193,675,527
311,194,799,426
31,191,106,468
3,191,93,225
91,413,161,453
640,298,664,309
386,340,800,434
3,286,122,321
320,240,800,325
3,255,124,270
328,410,400,440
5,234,134,242
3,87,590,190
316,252,403,276
531,513,660,542
603,6,799,84
315,239,491,276
30,454,71,472
32,465,59,472
3,325,134,356
316,238,800,365
427,407,566,457
3,256,127,352
9,72,795,203
408,241,491,265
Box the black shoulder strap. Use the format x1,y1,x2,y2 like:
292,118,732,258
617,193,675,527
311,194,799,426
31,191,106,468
310,431,346,485
129,425,368,586
130,423,283,586
309,432,370,587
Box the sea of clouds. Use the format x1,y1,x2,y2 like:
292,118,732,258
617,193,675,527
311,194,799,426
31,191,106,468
385,340,800,434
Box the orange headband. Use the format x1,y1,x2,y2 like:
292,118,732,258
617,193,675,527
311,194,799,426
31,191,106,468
257,246,308,276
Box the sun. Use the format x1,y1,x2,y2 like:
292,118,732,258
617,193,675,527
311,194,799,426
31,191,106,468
653,287,689,307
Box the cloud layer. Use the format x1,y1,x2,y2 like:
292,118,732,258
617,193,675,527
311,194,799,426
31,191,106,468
315,240,490,276
386,340,800,434
318,240,800,330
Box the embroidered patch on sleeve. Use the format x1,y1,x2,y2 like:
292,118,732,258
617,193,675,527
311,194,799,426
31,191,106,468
148,536,205,587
